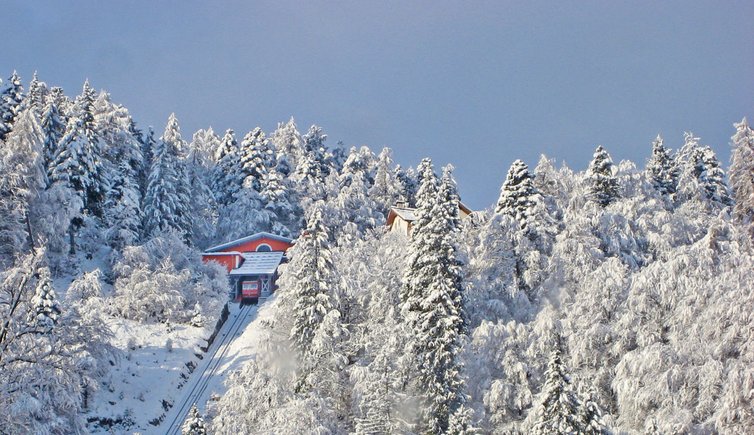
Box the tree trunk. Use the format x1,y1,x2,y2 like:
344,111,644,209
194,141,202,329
68,224,76,255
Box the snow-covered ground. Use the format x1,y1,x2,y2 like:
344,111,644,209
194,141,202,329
159,302,259,435
87,317,212,433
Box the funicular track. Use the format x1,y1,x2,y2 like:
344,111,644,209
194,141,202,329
163,303,255,434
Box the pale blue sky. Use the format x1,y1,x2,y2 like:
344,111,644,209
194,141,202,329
3,0,753,208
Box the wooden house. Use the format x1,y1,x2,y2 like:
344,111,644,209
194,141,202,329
386,201,473,236
202,232,294,303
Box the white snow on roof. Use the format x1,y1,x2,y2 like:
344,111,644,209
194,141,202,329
229,251,285,276
392,207,417,222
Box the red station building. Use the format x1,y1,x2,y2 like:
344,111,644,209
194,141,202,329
201,232,294,303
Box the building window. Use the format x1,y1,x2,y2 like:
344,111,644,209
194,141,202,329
256,243,272,252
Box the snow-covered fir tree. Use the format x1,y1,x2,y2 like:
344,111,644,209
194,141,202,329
401,160,470,434
212,128,241,208
185,128,217,246
676,132,732,208
645,134,678,198
0,71,24,141
0,108,46,259
30,265,61,329
23,72,47,116
288,204,339,358
529,333,583,434
239,127,273,192
270,116,304,172
587,145,620,207
495,159,536,226
104,161,142,249
39,89,66,180
730,118,754,231
143,113,191,238
181,404,208,435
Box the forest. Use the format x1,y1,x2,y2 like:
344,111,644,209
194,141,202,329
0,70,753,434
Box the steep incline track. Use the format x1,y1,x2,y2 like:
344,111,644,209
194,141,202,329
162,304,256,435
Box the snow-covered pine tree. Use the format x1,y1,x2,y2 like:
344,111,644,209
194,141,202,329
699,146,732,207
0,71,24,141
530,333,583,435
645,135,678,197
137,126,156,199
288,204,338,359
24,72,48,117
676,132,732,208
395,164,419,206
104,161,142,249
260,162,298,237
185,128,218,247
239,127,272,192
400,158,438,314
30,266,61,330
495,159,536,226
39,91,66,182
336,164,383,236
181,404,207,435
587,145,620,207
72,80,107,216
217,177,269,241
369,147,402,212
340,146,376,188
270,116,304,172
294,125,330,191
212,129,241,208
50,116,98,212
0,108,47,259
730,118,754,229
401,160,469,434
143,113,191,238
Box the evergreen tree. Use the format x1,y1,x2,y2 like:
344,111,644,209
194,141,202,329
137,126,156,199
645,135,678,197
699,146,732,207
104,161,142,249
50,80,107,217
0,108,46,260
288,205,338,359
730,118,754,229
0,71,24,141
30,266,61,330
181,404,207,435
401,160,468,434
143,114,191,238
260,163,298,237
24,72,48,116
530,334,582,435
587,145,620,207
212,129,241,207
239,127,272,192
295,125,329,187
395,165,418,206
676,133,732,208
39,91,65,181
270,117,303,172
185,128,217,247
50,116,100,214
495,159,536,225
369,147,402,211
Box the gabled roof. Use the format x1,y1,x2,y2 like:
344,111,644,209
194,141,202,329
386,202,473,227
204,232,294,253
229,251,285,276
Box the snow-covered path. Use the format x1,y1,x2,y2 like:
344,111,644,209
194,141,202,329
159,303,259,435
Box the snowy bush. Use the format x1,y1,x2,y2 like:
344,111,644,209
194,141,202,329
112,231,227,323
